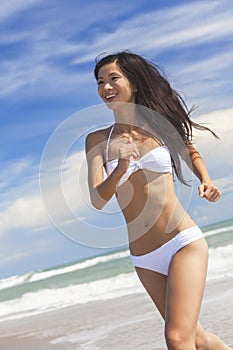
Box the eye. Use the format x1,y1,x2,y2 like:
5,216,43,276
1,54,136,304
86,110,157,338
112,76,120,81
97,80,104,86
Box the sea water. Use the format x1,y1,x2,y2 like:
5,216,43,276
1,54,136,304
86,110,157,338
0,218,232,323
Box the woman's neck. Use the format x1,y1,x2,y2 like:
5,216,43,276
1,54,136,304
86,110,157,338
113,103,143,133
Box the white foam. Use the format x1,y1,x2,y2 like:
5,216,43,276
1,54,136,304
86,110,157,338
1,223,231,291
0,244,232,322
0,272,33,291
0,272,143,322
204,225,233,237
30,251,129,282
207,244,233,280
0,250,130,290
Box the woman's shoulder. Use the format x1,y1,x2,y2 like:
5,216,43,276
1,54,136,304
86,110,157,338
85,126,112,150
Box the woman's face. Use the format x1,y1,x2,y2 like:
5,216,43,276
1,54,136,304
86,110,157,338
97,61,136,109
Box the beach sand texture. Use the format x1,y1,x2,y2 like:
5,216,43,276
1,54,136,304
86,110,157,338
0,277,232,350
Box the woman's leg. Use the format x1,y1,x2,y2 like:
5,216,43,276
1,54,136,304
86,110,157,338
196,322,232,350
165,237,209,349
166,238,231,350
135,266,167,319
135,266,207,348
135,241,231,350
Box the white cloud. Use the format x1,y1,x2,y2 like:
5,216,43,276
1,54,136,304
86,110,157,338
72,0,233,64
0,120,60,143
169,47,233,112
188,108,233,225
0,158,31,181
1,0,233,103
0,157,49,234
0,150,90,235
0,158,38,206
214,175,233,194
0,252,31,267
0,31,31,44
192,108,233,175
0,0,44,22
177,50,233,79
0,57,92,97
0,194,51,234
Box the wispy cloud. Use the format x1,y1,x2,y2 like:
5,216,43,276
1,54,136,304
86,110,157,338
72,0,233,64
1,0,233,105
171,48,233,110
0,150,89,235
0,0,44,23
189,108,233,225
215,175,233,194
0,157,48,233
0,251,32,267
192,108,233,174
0,56,92,97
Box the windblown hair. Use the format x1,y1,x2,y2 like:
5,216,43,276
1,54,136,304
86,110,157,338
94,51,218,184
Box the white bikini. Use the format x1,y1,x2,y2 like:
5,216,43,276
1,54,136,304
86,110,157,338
105,125,172,186
105,125,204,276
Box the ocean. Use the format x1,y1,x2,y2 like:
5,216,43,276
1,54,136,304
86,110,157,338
1,218,233,324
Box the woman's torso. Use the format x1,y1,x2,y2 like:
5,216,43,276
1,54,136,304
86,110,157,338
103,125,195,255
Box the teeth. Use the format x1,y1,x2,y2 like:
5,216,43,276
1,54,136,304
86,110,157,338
106,94,116,99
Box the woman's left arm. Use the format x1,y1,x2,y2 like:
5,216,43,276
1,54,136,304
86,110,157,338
185,143,221,202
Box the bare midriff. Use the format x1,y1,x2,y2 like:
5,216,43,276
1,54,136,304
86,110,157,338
115,169,195,256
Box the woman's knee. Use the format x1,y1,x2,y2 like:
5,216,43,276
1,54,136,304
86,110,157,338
164,324,209,350
195,328,209,350
165,324,195,350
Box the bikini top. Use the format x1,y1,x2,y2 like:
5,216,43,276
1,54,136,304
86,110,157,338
105,125,172,186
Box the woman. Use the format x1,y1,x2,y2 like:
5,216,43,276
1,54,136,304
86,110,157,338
85,51,230,350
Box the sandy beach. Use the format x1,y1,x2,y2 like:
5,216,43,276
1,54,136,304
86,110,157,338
0,277,232,350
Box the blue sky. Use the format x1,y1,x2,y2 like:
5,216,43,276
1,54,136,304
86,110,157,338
0,0,233,278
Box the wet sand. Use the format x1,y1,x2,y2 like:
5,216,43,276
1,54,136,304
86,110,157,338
0,277,232,349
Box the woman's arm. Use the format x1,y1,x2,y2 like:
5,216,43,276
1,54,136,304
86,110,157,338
85,132,122,210
85,132,139,210
185,143,221,202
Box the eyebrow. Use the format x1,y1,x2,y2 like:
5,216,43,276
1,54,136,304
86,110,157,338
97,72,121,80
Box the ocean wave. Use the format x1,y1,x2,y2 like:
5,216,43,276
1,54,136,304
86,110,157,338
1,226,232,292
0,272,33,291
0,250,130,291
207,244,233,280
0,244,232,322
0,272,142,323
204,225,233,237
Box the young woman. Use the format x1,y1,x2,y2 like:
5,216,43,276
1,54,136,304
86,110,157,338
85,51,230,350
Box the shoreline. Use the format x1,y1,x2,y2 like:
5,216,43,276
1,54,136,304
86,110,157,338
0,277,232,349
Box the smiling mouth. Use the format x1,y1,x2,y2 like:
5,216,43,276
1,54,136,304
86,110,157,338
105,94,117,101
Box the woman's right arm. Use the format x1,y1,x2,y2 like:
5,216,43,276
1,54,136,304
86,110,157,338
85,132,124,210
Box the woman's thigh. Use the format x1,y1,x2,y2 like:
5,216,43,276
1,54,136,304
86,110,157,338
165,238,209,334
135,267,167,318
135,248,210,347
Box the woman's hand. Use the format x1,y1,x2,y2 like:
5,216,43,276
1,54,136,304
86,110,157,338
198,181,221,202
115,137,140,175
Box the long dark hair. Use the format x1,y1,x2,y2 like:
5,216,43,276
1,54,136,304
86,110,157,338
94,51,218,184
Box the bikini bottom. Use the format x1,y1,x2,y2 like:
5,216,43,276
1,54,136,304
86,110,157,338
130,225,204,276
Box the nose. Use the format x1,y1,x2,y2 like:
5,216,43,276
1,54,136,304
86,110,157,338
103,82,112,90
